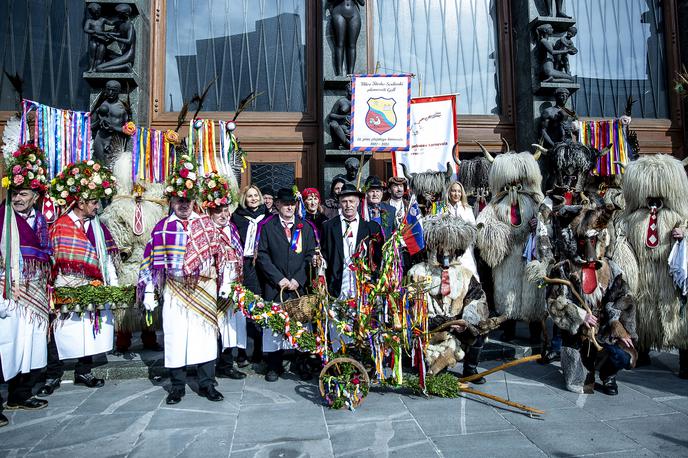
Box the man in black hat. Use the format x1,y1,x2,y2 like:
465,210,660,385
321,184,382,300
256,188,318,382
364,176,397,240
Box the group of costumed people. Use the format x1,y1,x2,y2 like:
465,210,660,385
2,134,688,426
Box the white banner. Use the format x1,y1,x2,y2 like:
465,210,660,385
350,74,411,152
392,95,458,177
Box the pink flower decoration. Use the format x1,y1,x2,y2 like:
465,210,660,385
13,175,24,185
12,165,21,174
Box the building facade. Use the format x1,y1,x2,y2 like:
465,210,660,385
0,0,686,192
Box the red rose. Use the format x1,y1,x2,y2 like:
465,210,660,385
297,223,303,229
30,179,40,189
102,181,110,188
179,168,189,178
181,190,187,198
12,151,20,157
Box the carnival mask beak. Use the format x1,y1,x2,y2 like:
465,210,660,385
441,254,451,270
507,184,522,226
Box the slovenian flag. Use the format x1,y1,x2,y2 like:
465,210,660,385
403,200,425,255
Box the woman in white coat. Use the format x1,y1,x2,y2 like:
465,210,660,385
445,181,480,281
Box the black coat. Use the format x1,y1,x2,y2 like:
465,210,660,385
231,205,271,295
256,216,317,302
320,216,382,298
367,202,397,240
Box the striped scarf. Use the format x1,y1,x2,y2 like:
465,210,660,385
49,214,117,281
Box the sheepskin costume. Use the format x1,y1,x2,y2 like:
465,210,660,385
476,151,545,321
407,215,489,374
618,154,688,352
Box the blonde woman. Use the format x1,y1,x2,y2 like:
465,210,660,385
445,181,479,280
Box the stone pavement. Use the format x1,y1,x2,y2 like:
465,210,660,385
1,351,687,457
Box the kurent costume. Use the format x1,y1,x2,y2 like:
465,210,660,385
256,188,317,379
475,146,546,338
47,159,119,388
616,155,688,378
199,172,247,379
532,202,637,394
445,199,480,280
407,215,490,380
0,144,52,421
101,149,167,352
139,156,232,402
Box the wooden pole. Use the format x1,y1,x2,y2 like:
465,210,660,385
459,354,541,383
460,386,545,415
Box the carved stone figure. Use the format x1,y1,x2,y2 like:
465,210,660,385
537,24,576,83
554,26,577,75
84,3,114,72
343,156,360,185
541,87,575,148
96,3,136,73
327,84,352,149
92,80,130,164
328,0,365,76
547,0,571,18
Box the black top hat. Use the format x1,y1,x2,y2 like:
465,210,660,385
260,186,275,197
275,187,297,203
338,183,365,199
364,175,385,190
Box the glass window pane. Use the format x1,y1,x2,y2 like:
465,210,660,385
569,0,668,119
0,0,91,111
250,162,295,190
372,0,500,115
165,0,307,112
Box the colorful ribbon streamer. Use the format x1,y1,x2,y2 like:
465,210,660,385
578,119,631,176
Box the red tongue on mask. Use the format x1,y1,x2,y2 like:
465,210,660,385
478,197,486,212
564,191,573,205
582,262,598,295
441,270,451,297
510,201,521,226
646,208,659,248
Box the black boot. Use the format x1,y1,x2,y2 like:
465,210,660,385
679,349,688,379
500,320,516,342
600,375,618,395
463,337,486,384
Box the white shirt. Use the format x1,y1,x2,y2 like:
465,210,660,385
339,214,360,299
68,210,90,232
17,208,36,229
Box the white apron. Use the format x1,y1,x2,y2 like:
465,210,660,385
219,309,247,350
53,307,114,360
0,307,48,379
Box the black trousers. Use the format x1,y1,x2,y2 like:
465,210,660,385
45,329,94,379
169,360,216,393
0,356,40,412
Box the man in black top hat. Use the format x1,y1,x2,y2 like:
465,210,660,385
364,176,397,240
256,188,317,382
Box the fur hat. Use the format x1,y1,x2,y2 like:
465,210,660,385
2,143,49,193
51,159,117,206
423,214,477,255
387,176,408,188
200,172,235,208
364,175,385,190
165,154,200,200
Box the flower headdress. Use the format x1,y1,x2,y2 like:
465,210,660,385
200,172,236,208
50,159,117,206
2,143,49,193
164,154,199,199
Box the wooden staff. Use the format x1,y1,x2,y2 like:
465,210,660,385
459,354,542,383
460,385,545,416
542,276,603,351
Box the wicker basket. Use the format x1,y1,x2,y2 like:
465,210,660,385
319,357,370,409
280,287,317,323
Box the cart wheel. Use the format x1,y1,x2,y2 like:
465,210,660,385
319,357,370,409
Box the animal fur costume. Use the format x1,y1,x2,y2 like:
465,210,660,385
407,215,489,375
475,147,545,321
616,155,688,357
531,202,637,393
